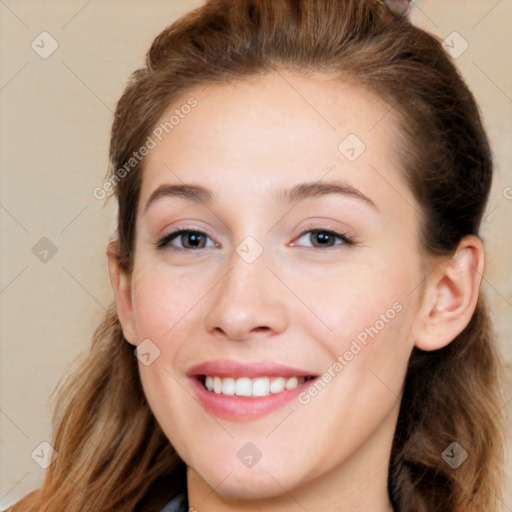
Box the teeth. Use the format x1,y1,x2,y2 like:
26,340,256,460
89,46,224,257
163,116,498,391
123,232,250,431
235,377,252,396
285,376,298,390
252,377,270,396
269,377,286,394
203,376,307,397
213,376,223,394
222,377,235,396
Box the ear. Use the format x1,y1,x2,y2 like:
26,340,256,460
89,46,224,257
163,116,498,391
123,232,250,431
414,235,484,351
107,241,137,346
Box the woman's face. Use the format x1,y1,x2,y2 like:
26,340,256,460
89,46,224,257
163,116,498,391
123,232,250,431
122,71,427,503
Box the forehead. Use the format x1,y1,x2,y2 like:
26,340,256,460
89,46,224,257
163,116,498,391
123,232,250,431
140,70,413,218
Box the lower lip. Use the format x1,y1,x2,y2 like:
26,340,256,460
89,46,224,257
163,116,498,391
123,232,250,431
189,377,316,422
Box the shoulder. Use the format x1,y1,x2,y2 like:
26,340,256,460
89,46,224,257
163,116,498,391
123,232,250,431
158,492,188,512
4,489,187,512
4,489,40,511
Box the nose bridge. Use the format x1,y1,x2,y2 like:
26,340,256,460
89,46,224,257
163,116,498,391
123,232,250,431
203,240,288,340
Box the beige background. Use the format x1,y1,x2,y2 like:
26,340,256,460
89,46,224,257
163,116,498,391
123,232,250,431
1,1,511,509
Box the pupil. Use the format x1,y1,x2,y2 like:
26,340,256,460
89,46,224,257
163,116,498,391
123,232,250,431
185,232,204,248
313,231,331,247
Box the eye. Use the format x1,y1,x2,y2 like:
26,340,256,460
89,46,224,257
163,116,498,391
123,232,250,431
292,228,355,249
156,227,354,251
156,229,216,250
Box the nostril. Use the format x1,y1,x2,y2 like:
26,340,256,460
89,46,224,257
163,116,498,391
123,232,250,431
252,326,271,333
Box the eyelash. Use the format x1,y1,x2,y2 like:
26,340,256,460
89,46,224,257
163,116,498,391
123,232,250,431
155,226,355,251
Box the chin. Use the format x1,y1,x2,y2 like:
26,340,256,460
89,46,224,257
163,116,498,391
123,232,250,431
193,458,306,501
208,472,295,500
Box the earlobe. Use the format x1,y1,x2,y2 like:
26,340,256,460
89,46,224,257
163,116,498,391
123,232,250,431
414,236,484,352
107,241,137,345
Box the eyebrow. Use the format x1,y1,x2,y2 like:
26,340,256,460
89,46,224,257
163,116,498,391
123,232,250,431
142,180,378,213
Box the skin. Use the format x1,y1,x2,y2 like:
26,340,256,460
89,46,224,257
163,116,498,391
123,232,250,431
108,69,484,511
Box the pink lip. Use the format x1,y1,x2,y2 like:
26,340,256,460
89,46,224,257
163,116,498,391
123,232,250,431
187,359,318,422
187,359,316,379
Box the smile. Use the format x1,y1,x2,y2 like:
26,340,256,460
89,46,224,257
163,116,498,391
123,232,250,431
187,360,318,421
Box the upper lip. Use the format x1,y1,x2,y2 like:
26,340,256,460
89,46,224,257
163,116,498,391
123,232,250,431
187,359,318,379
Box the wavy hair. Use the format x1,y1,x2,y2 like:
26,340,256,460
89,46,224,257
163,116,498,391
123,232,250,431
14,1,507,511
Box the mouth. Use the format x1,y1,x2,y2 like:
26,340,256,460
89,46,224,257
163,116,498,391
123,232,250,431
187,360,318,421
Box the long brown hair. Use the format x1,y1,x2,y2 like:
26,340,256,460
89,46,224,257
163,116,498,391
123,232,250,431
18,1,507,510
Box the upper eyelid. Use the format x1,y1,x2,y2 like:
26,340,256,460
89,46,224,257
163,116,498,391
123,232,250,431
294,227,354,246
160,226,347,239
156,228,216,248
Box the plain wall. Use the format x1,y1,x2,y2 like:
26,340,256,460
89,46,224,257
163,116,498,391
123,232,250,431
1,1,511,509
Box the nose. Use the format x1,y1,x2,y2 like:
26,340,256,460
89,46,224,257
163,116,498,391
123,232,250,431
203,250,288,342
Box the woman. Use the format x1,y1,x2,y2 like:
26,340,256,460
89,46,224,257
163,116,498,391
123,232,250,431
9,0,507,510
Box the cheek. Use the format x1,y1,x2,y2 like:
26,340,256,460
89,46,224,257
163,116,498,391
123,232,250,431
287,255,418,358
288,255,420,438
131,265,204,459
130,264,205,341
